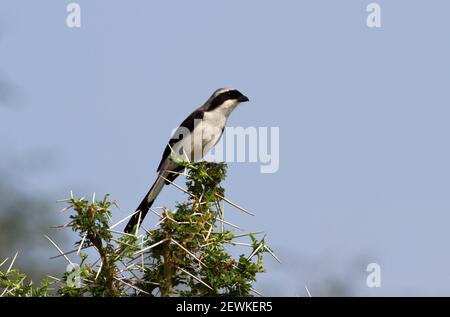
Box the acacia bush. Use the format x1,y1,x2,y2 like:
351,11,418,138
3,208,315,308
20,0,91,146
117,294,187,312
0,162,277,297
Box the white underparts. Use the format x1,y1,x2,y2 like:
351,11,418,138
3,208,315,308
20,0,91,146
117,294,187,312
171,100,240,163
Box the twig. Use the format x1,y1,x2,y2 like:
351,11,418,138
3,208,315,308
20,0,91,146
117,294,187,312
95,261,103,280
6,252,18,273
134,238,168,255
230,242,253,247
0,257,9,269
216,201,224,232
114,277,150,295
44,235,73,265
59,206,73,213
233,232,265,238
247,242,264,260
46,275,61,282
215,217,243,231
0,287,9,297
50,222,72,229
263,245,282,264
305,285,312,297
177,267,213,291
216,193,255,216
49,244,92,260
171,239,206,267
108,229,142,238
111,238,138,248
250,287,263,297
77,234,87,255
149,208,163,218
109,210,141,230
165,169,189,178
134,210,142,236
204,223,213,242
159,175,195,198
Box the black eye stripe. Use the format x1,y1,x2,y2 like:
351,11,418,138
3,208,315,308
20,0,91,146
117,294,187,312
209,90,243,111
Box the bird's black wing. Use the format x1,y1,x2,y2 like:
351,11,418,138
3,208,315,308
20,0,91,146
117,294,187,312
156,108,205,173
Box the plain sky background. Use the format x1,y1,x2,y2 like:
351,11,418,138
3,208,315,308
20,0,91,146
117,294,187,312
1,0,450,296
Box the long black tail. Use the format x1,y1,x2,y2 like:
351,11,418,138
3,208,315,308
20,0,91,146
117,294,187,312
124,175,165,233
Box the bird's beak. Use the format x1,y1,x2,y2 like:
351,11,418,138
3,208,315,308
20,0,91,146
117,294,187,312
238,95,249,103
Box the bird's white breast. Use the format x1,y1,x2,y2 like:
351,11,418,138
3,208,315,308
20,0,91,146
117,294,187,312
199,110,227,154
171,99,239,163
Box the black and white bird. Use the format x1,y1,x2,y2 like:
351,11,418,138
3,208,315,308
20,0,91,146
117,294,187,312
124,88,249,233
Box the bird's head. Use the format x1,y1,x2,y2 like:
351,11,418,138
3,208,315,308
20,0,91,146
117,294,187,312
206,88,249,114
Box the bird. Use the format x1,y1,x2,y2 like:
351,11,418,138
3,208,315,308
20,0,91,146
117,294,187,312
124,88,249,233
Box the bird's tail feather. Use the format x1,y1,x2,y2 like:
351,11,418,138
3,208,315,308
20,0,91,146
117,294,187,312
124,175,166,233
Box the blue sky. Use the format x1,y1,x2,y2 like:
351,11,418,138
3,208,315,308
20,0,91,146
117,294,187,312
1,0,450,295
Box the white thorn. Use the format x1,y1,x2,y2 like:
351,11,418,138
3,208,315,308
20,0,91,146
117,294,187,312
6,252,18,273
305,285,312,297
44,235,73,265
134,238,168,255
77,233,87,256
